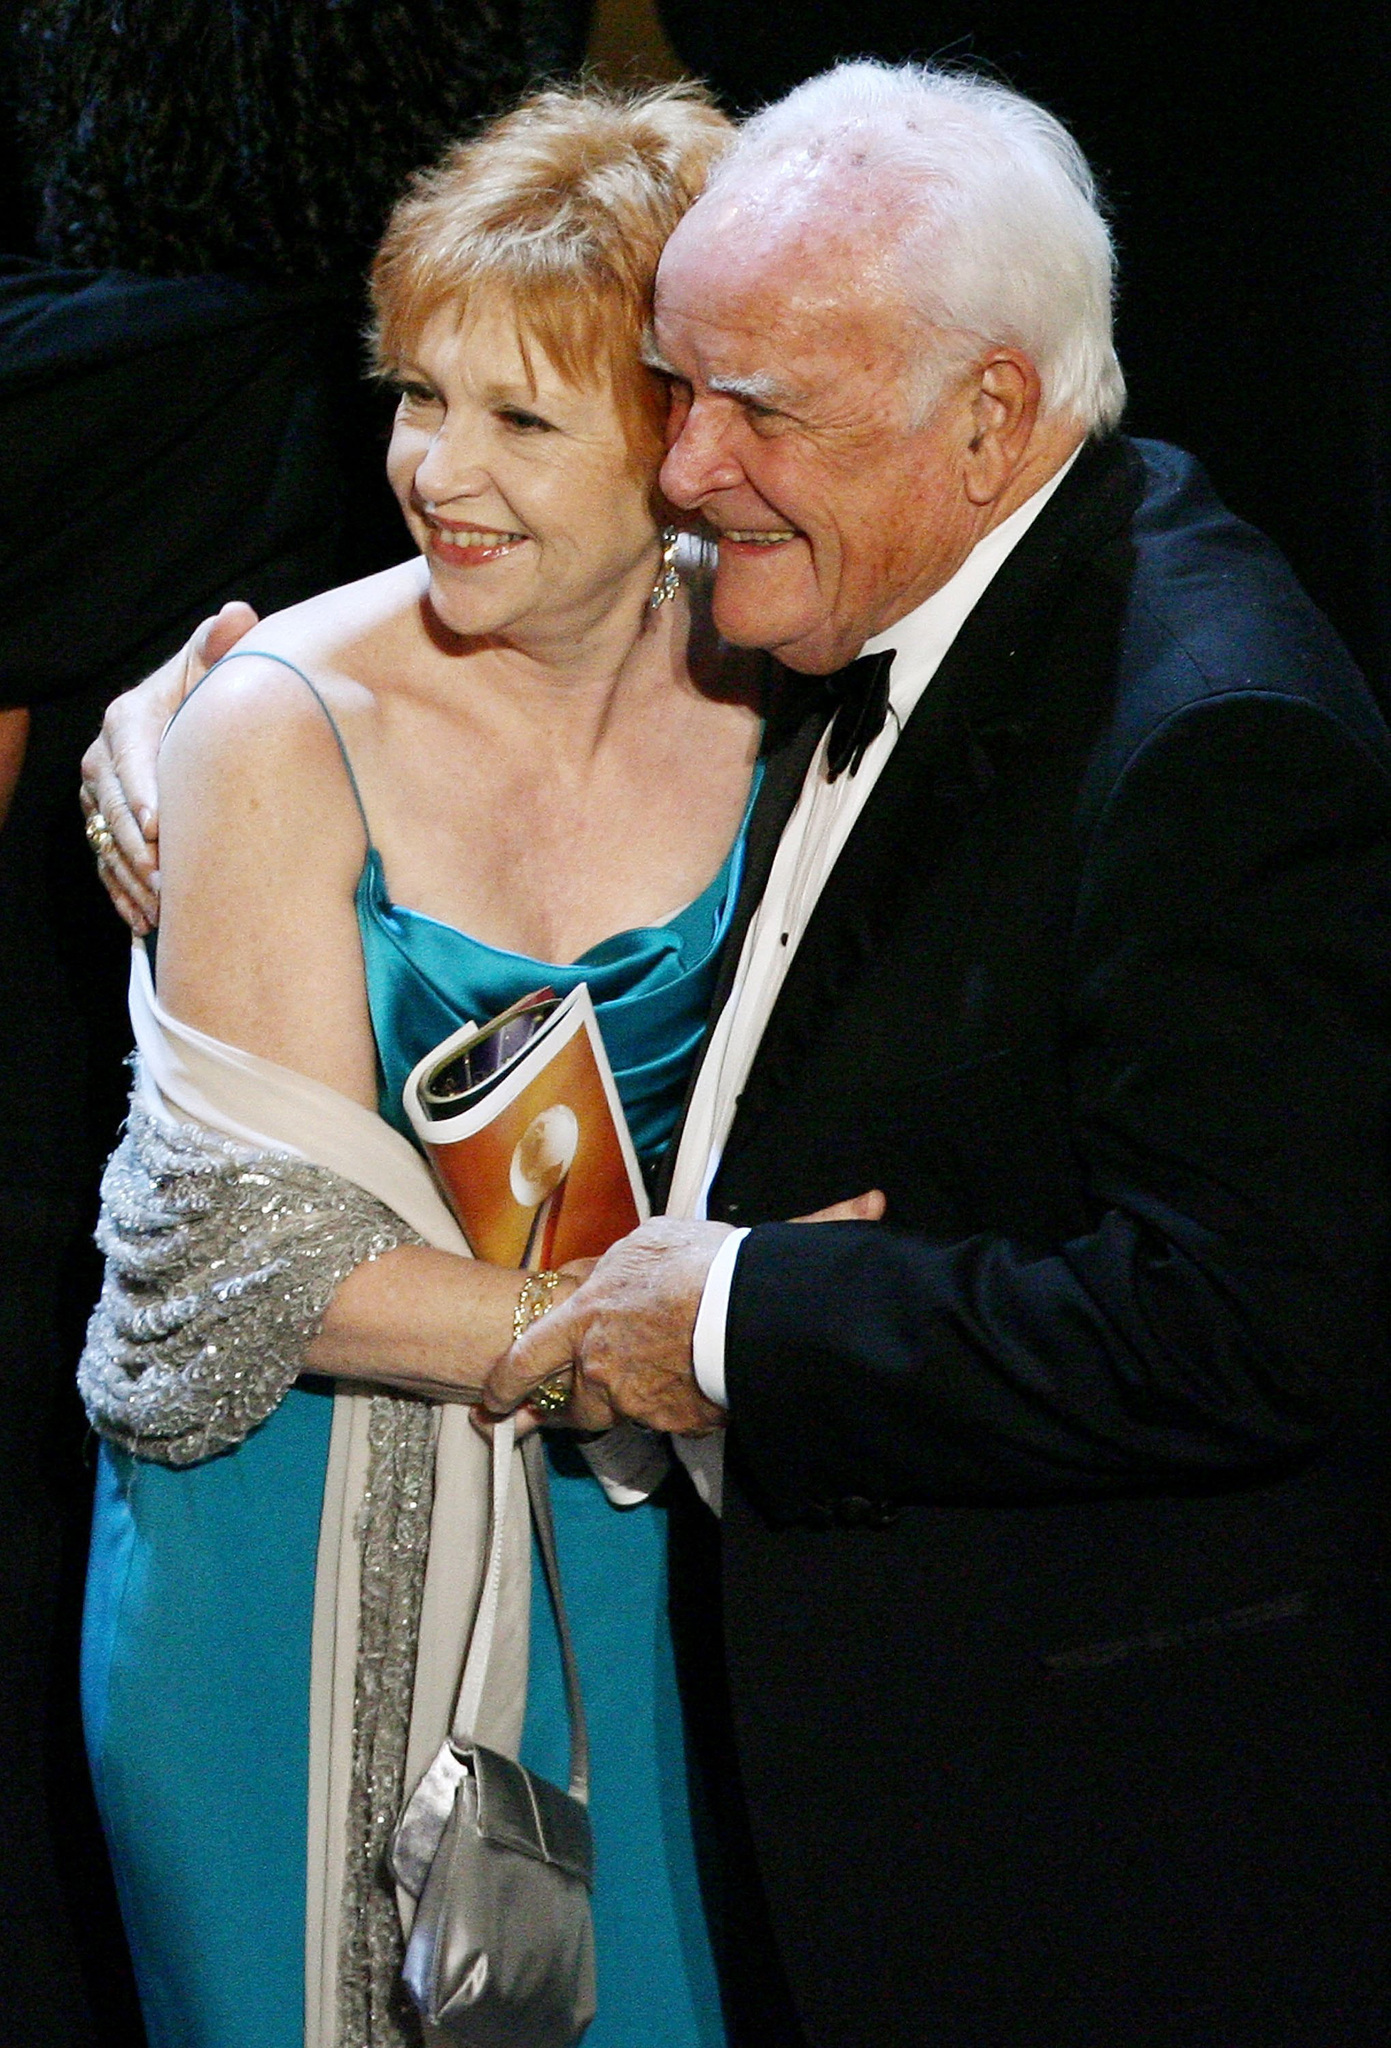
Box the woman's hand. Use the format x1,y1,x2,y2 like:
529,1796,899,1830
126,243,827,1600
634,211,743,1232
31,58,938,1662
791,1191,887,1224
80,599,260,932
474,1260,609,1440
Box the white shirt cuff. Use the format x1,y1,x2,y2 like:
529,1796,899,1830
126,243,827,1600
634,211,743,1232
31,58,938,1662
691,1227,750,1410
578,1423,672,1506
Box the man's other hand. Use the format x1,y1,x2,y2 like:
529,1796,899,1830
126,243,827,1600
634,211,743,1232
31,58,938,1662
80,599,259,932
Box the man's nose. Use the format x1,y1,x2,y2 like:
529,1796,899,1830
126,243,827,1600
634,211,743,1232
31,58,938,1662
659,402,745,509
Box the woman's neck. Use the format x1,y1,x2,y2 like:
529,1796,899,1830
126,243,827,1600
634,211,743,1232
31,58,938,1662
408,566,695,760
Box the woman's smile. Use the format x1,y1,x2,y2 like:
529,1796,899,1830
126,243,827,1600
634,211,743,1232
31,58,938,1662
423,516,531,567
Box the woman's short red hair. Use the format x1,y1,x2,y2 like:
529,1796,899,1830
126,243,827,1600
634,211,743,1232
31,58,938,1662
370,82,733,475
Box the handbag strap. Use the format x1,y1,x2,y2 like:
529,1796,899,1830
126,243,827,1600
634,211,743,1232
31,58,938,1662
451,1414,590,1805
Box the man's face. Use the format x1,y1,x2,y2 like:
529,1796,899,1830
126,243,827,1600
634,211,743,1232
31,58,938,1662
654,201,984,674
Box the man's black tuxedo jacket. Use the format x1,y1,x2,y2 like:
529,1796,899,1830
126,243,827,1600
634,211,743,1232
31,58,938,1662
679,438,1391,2046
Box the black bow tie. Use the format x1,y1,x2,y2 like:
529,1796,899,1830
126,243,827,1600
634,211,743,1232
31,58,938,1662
824,648,895,781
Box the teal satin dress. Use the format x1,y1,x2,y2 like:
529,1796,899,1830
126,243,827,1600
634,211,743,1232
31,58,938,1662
83,664,753,2048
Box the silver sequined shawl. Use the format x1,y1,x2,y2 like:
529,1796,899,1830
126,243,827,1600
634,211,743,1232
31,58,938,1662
81,1101,419,1465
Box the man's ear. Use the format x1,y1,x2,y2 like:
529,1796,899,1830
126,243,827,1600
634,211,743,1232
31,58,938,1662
963,350,1042,505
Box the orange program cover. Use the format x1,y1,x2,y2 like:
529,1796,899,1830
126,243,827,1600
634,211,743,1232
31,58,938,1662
401,985,647,1269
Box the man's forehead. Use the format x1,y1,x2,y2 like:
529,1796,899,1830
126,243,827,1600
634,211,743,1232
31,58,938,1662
653,239,906,404
660,228,843,341
652,283,823,410
659,209,783,309
659,169,910,334
666,181,818,277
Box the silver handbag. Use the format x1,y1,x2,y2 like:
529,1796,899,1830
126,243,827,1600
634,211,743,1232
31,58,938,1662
391,1419,596,2046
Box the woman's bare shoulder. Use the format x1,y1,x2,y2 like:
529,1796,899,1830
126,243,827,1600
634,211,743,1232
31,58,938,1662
155,645,371,991
163,560,426,767
153,596,392,1087
224,558,427,687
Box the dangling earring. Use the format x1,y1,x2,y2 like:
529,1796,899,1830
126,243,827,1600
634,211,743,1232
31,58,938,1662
649,527,681,609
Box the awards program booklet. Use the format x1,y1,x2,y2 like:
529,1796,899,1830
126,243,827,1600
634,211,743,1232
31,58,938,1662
402,985,649,1270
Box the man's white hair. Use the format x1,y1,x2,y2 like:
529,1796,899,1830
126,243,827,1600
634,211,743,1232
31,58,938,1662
703,61,1126,433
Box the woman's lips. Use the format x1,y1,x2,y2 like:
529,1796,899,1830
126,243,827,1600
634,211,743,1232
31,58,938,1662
427,522,529,566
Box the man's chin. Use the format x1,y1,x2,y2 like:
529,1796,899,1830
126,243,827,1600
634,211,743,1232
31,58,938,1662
710,579,848,675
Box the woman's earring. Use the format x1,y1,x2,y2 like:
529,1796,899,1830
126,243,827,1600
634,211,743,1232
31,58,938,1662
649,527,681,609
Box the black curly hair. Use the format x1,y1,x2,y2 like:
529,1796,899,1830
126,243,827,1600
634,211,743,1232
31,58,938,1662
16,0,591,283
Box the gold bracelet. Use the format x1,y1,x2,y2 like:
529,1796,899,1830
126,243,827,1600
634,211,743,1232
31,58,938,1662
513,1270,573,1414
513,1268,562,1345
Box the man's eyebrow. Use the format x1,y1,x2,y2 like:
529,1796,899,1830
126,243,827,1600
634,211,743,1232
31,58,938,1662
640,333,682,377
639,335,792,411
706,372,790,409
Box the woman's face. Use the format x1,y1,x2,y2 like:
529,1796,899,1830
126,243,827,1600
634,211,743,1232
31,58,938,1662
386,297,662,653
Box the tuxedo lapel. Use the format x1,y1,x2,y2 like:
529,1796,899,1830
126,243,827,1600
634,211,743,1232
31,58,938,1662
717,436,1145,1163
714,691,832,1025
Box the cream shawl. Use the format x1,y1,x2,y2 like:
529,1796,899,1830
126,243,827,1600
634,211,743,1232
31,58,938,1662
124,944,530,2048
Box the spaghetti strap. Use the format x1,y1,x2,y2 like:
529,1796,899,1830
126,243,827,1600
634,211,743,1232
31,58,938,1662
172,647,376,849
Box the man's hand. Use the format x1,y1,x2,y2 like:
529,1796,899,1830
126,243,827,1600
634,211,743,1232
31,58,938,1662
482,1191,885,1434
80,599,259,932
487,1219,732,1435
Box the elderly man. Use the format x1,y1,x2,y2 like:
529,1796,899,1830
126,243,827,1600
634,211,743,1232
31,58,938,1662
486,61,1391,2047
84,61,1389,2047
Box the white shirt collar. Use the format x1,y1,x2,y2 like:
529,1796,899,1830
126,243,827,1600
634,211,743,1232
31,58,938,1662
859,445,1082,726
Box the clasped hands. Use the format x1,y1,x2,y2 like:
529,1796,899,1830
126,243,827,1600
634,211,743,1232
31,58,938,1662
481,1191,886,1438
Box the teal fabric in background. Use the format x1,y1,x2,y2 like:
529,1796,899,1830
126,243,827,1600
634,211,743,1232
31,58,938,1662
82,671,758,2048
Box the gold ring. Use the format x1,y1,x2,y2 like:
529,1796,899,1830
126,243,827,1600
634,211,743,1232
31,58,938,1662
528,1368,574,1416
85,811,115,860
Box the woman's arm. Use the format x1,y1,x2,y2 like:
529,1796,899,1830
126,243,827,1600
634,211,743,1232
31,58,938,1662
156,654,537,1401
307,1244,573,1400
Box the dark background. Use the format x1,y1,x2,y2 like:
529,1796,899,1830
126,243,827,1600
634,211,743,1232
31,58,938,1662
0,4,1385,2043
5,3,1387,686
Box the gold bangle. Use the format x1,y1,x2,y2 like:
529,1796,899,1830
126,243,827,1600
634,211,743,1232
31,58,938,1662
512,1268,561,1345
513,1270,570,1415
